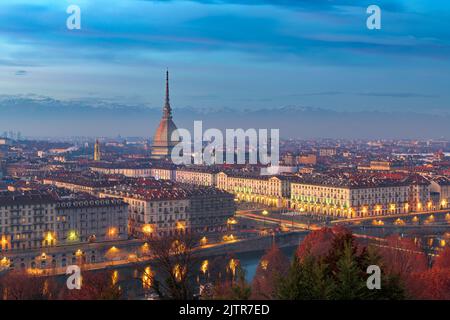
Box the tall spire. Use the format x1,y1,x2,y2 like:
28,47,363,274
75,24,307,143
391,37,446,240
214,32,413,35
163,69,172,119
94,139,101,161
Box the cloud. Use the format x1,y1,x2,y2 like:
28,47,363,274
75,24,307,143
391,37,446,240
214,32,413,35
15,70,28,76
357,92,438,98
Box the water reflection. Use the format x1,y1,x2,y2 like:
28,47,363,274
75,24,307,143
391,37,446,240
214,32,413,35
142,266,153,289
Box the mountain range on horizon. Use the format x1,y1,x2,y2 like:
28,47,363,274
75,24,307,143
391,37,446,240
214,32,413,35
1,94,449,140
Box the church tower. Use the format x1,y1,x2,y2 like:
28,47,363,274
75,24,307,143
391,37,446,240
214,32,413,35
94,139,101,161
151,70,179,160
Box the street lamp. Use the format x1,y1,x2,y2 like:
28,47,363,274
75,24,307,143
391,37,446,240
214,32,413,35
262,210,269,229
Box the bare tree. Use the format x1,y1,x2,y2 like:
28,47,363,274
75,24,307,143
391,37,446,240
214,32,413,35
141,231,201,300
0,271,59,300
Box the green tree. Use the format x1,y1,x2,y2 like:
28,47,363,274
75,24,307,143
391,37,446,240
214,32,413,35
276,228,406,300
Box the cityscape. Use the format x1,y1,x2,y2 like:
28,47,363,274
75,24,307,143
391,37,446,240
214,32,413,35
0,0,450,308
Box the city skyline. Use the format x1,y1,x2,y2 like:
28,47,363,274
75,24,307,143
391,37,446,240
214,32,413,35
1,0,450,138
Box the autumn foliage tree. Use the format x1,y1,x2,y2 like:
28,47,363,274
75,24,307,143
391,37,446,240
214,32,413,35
251,244,289,299
277,227,405,300
407,246,450,300
61,269,123,300
212,261,251,300
0,271,58,300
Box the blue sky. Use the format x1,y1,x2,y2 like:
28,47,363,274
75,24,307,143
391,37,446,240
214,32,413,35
0,0,450,137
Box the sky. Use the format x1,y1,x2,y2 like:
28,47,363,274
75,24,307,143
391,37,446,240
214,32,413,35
0,0,450,138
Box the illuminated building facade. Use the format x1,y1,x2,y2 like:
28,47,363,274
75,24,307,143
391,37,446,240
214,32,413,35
290,174,431,218
0,191,128,270
150,166,175,181
427,176,450,210
90,164,152,177
216,172,291,208
99,183,234,237
0,191,127,252
175,167,218,187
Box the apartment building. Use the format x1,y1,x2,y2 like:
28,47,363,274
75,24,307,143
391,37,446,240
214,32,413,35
99,180,235,237
216,172,291,207
290,173,431,218
175,167,218,187
0,190,128,270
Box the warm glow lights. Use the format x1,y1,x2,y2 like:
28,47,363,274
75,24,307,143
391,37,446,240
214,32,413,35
0,257,10,267
171,240,186,254
142,224,153,235
228,258,238,276
262,210,269,216
389,204,396,211
412,216,419,223
440,239,446,247
108,227,118,237
173,264,185,282
68,230,78,241
394,218,405,226
200,260,209,274
45,232,55,243
111,270,119,286
142,266,153,289
26,268,44,275
106,246,120,259
441,199,448,207
227,217,237,225
200,236,208,246
223,234,236,242
176,221,186,230
260,259,269,270
372,219,384,226
1,236,7,247
128,254,138,261
75,249,83,257
141,242,150,254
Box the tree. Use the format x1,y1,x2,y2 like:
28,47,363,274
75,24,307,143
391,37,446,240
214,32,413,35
331,242,368,299
145,232,200,300
296,227,335,260
277,254,336,300
251,244,290,299
407,246,450,300
379,235,428,276
0,272,59,300
277,228,406,300
61,270,123,300
409,268,450,300
213,263,251,300
433,246,450,270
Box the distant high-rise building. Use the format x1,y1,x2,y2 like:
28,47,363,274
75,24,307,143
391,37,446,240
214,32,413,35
151,70,179,160
94,139,101,161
